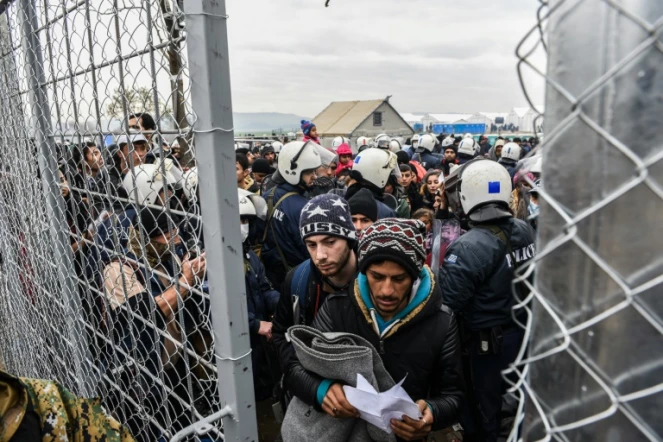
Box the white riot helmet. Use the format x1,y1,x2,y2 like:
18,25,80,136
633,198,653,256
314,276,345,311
182,167,198,203
352,148,398,189
418,134,436,152
501,142,522,161
458,138,478,156
441,137,454,148
331,136,350,150
122,162,180,206
389,139,402,153
271,141,284,153
357,136,375,152
444,158,512,222
464,133,473,139
375,133,391,149
277,141,323,185
238,188,267,220
411,134,420,148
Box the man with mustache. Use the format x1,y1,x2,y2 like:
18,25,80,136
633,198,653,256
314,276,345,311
312,219,464,441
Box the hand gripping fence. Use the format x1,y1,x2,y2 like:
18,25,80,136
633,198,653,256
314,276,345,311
508,1,663,441
0,0,257,441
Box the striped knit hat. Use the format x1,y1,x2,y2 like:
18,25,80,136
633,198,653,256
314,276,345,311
358,218,427,279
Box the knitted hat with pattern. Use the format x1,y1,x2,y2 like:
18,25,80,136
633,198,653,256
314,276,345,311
358,218,427,279
299,193,356,243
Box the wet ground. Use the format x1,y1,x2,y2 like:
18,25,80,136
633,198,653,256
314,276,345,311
256,398,283,442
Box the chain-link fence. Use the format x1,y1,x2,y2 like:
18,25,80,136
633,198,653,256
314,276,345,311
510,0,663,441
0,0,256,440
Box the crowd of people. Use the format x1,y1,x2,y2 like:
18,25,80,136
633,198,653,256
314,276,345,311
47,114,541,442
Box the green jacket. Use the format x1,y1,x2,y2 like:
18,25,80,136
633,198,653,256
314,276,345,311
0,370,134,442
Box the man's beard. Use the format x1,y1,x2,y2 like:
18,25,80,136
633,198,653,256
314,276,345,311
317,244,351,279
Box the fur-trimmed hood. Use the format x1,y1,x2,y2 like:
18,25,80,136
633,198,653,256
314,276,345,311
351,265,442,340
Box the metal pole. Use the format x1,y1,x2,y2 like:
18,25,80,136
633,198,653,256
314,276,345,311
17,0,94,397
182,1,259,441
521,0,663,440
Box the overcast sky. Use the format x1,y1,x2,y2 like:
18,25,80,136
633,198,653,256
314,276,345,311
226,0,546,117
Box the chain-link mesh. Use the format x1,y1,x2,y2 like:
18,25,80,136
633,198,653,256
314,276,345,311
510,0,663,441
0,1,231,440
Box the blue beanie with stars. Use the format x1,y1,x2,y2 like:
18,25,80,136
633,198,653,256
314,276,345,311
300,193,357,243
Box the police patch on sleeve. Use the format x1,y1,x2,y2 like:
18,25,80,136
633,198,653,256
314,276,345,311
445,254,458,264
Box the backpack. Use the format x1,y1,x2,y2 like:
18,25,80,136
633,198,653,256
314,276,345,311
291,259,311,325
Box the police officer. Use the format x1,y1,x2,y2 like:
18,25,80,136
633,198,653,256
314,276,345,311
498,142,522,178
261,141,322,286
456,138,479,165
412,134,443,170
438,158,535,442
345,148,399,219
239,189,281,400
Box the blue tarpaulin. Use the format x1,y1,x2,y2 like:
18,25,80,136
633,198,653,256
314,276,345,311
431,123,486,135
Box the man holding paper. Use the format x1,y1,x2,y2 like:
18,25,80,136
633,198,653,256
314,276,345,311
313,218,464,441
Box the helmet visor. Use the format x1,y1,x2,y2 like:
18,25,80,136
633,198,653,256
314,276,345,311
377,139,390,149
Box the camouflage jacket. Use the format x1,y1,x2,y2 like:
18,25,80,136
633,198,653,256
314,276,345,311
0,370,134,442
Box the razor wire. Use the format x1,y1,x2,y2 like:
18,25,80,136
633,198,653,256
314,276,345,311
508,0,663,441
0,0,241,440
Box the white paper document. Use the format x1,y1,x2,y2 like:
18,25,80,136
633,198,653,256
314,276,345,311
343,374,422,434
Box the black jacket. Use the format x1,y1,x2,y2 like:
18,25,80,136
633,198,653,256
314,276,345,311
312,271,464,431
261,182,310,285
405,183,425,213
498,158,518,178
272,260,332,406
441,158,460,177
438,217,535,330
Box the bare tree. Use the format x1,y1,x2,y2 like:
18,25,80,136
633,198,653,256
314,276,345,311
105,86,170,119
158,0,193,166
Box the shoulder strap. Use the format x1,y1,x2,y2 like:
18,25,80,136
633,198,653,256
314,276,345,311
291,259,311,325
270,191,298,268
293,259,311,307
260,188,298,244
475,224,517,271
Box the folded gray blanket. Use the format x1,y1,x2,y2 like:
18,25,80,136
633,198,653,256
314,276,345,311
281,325,397,442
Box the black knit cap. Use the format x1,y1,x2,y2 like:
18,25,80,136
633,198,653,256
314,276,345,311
395,150,410,165
358,218,427,279
252,158,273,174
444,144,458,154
348,188,378,222
136,208,179,239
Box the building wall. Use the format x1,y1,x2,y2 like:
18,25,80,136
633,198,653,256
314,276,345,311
505,110,520,128
467,114,494,129
352,102,414,139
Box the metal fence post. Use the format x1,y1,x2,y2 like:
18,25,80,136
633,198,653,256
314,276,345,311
183,1,259,440
513,1,663,440
17,0,94,397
